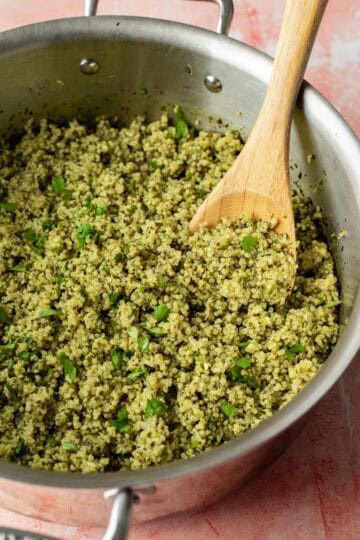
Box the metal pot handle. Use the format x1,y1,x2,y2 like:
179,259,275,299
102,488,133,540
0,488,132,540
84,0,234,35
0,529,58,539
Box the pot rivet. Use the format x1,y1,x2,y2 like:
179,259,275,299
204,74,222,93
80,58,99,75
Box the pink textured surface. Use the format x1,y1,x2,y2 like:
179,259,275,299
0,1,359,538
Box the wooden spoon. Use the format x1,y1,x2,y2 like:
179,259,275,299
190,0,328,249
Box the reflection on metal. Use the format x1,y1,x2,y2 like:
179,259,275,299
103,488,133,540
204,74,223,92
79,58,99,75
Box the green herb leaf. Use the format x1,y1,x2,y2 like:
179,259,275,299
0,201,16,213
80,287,88,298
114,252,124,263
96,205,107,216
7,359,14,370
17,351,30,361
52,176,65,194
58,352,76,381
10,263,28,272
5,382,18,402
219,401,236,418
46,435,56,446
23,229,37,243
152,304,170,322
235,357,251,369
77,223,96,247
14,437,26,456
62,441,78,452
111,349,123,370
22,229,46,256
157,275,167,288
85,195,93,213
169,109,189,140
139,323,164,336
56,273,65,295
111,406,129,433
127,203,137,214
285,343,305,362
239,340,251,349
127,368,148,380
39,308,60,318
137,334,150,353
129,327,151,352
108,292,120,306
190,439,200,450
129,326,139,341
150,160,161,170
229,360,259,389
144,399,168,419
241,236,258,253
42,219,54,231
32,235,47,256
52,176,71,200
0,307,10,324
168,126,176,138
0,340,17,356
239,376,259,390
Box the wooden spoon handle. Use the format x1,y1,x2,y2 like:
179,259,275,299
262,0,328,130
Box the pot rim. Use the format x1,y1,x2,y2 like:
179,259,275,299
0,15,359,490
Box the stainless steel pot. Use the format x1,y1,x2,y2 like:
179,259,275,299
0,0,359,538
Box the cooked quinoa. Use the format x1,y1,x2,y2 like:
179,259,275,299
0,113,339,473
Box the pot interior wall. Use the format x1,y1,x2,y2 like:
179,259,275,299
0,18,359,324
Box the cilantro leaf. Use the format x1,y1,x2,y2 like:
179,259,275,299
241,236,258,253
127,368,148,380
0,340,17,356
111,406,129,433
10,264,28,273
137,334,149,353
111,349,123,370
52,176,71,200
114,252,124,263
235,357,251,369
22,229,46,256
219,402,236,418
39,308,60,318
77,223,96,247
96,205,107,216
152,304,170,322
285,343,305,362
58,353,76,381
144,399,168,419
14,437,26,456
0,307,11,324
168,109,189,140
0,201,16,213
62,442,78,452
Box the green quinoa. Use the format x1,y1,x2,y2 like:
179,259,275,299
0,114,339,472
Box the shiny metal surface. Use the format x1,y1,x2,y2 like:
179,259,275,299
204,73,223,92
205,0,233,34
84,0,99,17
102,489,133,540
84,0,234,35
0,7,358,535
0,529,57,540
79,57,99,74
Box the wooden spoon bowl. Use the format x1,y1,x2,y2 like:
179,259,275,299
190,0,328,257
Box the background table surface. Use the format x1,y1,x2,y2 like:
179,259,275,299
0,1,359,538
